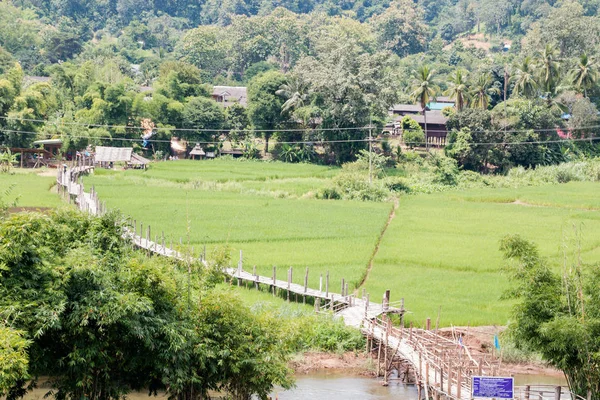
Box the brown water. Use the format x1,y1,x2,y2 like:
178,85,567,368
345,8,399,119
273,371,417,400
7,372,566,400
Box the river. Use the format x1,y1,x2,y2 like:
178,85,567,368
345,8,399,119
10,372,566,400
270,371,566,400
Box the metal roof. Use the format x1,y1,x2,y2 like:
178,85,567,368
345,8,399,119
129,153,150,165
33,139,62,145
213,86,247,106
94,146,133,162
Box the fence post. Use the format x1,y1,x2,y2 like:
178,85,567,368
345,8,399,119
304,267,308,293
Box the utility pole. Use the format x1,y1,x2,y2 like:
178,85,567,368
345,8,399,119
504,64,509,135
368,117,373,185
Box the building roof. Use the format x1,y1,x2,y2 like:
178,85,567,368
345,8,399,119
189,144,206,156
213,86,247,107
170,138,187,152
390,104,422,113
435,96,454,103
33,139,63,145
405,111,448,126
95,146,133,162
129,152,150,165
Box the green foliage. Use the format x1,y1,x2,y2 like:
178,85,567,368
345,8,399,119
0,210,297,400
401,116,425,148
0,326,30,396
500,234,600,398
247,70,290,153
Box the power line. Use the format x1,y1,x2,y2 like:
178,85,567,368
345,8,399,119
0,128,375,145
0,115,371,133
1,127,599,147
2,114,600,135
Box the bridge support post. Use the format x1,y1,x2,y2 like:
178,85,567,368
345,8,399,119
319,274,323,293
325,271,329,297
314,297,320,313
447,358,452,395
341,278,345,297
272,266,276,296
304,267,309,305
554,386,561,400
287,267,292,302
253,266,258,289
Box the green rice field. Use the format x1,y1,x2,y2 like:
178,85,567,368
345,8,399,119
0,169,61,208
6,160,600,327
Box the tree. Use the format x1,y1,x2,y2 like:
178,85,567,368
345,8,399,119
500,234,600,399
409,65,438,150
225,103,250,143
369,0,428,57
247,70,290,154
181,96,226,142
444,69,470,112
535,44,561,97
293,26,397,163
400,116,424,148
470,73,500,110
522,1,600,58
276,74,310,114
176,26,231,79
511,57,539,98
570,53,598,98
0,326,29,397
0,210,295,400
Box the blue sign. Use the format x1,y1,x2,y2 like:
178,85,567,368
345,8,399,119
472,376,514,399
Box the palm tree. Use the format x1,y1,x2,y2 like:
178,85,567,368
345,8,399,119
571,53,598,97
276,75,309,114
470,73,500,110
409,65,438,150
511,57,539,98
444,69,470,111
536,44,561,94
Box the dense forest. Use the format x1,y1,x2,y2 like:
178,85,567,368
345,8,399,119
1,0,600,169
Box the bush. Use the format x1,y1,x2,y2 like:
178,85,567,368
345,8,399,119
383,176,411,193
317,187,342,200
401,116,425,148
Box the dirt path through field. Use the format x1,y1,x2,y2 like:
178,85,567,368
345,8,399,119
355,198,399,293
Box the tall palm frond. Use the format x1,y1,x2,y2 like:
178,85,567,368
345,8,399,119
409,65,438,109
444,69,470,111
511,57,539,98
570,53,599,97
276,75,309,114
470,73,500,110
535,44,561,94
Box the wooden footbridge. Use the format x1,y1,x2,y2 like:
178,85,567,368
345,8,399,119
56,163,581,400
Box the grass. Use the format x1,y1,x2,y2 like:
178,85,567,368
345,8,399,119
366,182,600,326
86,161,392,291
6,160,600,328
0,169,62,208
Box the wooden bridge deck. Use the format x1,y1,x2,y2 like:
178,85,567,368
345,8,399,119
55,162,578,400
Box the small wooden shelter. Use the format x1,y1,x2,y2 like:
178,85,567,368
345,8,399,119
189,144,206,160
94,146,149,169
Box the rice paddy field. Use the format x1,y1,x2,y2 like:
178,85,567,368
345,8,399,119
5,159,600,327
0,169,62,208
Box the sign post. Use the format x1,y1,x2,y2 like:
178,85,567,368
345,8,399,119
472,376,514,399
